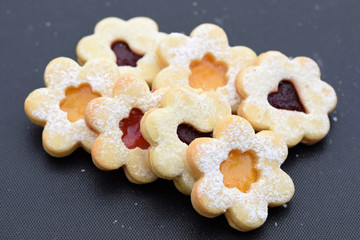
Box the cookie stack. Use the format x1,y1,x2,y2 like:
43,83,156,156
24,17,337,232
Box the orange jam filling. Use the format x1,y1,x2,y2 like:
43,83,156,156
60,84,101,122
220,150,258,193
119,108,150,150
189,53,228,91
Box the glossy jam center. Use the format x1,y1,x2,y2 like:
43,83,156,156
268,80,306,113
220,150,258,193
119,108,150,150
189,53,228,91
111,41,143,67
60,84,101,122
177,123,212,145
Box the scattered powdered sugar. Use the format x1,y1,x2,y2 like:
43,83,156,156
191,116,294,225
240,52,337,146
158,25,256,110
26,58,121,154
78,17,164,83
87,77,164,181
143,87,231,193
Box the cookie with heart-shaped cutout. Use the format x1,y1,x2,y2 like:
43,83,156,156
76,17,166,85
140,87,231,194
236,51,337,147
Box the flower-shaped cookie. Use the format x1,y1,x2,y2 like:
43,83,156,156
236,51,337,147
85,75,167,184
24,57,120,157
187,115,294,232
141,87,231,194
77,17,166,85
153,23,257,112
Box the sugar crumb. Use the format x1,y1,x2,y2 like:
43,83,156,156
214,17,223,25
333,116,338,122
113,220,118,224
81,169,86,172
274,222,278,227
282,203,288,208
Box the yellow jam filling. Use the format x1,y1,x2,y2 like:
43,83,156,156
220,150,258,193
189,53,228,91
60,84,101,122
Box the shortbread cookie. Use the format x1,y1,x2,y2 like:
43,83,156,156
76,17,166,85
24,57,120,157
85,75,167,184
152,23,257,112
236,51,337,147
140,87,231,194
187,115,294,232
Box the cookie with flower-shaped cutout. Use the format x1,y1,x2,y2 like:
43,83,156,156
140,87,231,194
236,51,337,147
77,17,166,85
153,23,257,112
187,115,294,232
24,57,120,157
85,75,168,184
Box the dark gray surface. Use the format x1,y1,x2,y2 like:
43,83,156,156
1,0,359,239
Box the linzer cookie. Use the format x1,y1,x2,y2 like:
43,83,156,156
76,17,166,85
236,51,337,147
85,75,168,184
140,87,231,194
152,23,257,112
187,115,295,232
24,57,120,157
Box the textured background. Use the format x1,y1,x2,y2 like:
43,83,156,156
1,0,359,239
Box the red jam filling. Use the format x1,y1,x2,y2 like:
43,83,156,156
111,41,143,67
268,80,306,113
119,108,150,150
177,123,212,145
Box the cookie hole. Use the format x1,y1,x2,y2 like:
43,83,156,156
268,80,306,113
220,149,259,193
189,53,229,91
60,84,101,122
119,108,150,150
111,41,143,67
177,123,212,145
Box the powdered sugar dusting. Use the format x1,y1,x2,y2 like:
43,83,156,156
239,51,337,147
156,24,256,111
190,116,294,227
143,87,231,194
77,17,166,84
25,58,121,155
86,76,166,182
